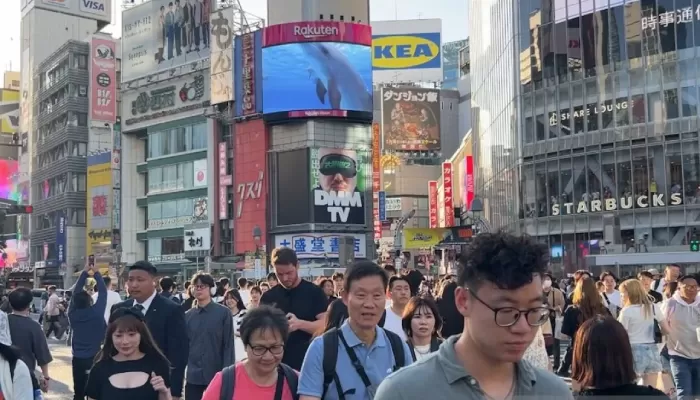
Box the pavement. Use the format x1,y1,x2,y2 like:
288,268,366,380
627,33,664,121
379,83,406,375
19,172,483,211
44,338,74,400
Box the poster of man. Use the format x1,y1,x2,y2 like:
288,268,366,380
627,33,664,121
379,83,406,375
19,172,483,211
311,148,368,225
381,87,441,151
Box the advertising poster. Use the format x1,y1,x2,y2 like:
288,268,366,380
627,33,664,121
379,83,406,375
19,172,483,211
193,158,207,187
0,90,19,134
210,7,234,104
381,87,441,151
403,228,448,249
218,142,231,220
443,162,454,227
310,147,370,225
55,211,66,264
0,160,18,200
90,36,117,124
274,233,366,259
121,0,211,82
87,152,112,272
234,29,263,117
276,149,311,226
372,122,381,240
29,0,111,25
261,21,373,119
465,155,474,209
184,226,211,252
428,180,438,228
370,19,443,84
442,39,468,88
121,73,210,132
234,119,268,254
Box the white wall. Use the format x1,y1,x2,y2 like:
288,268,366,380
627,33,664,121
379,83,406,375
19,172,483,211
458,74,472,141
120,134,145,265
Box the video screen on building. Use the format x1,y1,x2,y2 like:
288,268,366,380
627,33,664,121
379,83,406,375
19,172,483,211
262,42,373,119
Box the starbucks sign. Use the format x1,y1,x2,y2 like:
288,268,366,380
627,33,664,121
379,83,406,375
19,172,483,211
551,193,683,215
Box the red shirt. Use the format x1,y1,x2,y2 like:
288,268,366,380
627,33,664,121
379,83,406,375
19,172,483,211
202,363,296,400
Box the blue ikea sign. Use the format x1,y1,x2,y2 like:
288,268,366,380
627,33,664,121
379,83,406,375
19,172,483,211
372,32,442,71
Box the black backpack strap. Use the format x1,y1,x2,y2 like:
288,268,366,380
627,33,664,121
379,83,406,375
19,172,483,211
8,356,15,381
378,310,387,327
278,364,299,400
407,341,417,362
383,329,406,370
430,337,443,353
219,364,236,400
321,329,344,400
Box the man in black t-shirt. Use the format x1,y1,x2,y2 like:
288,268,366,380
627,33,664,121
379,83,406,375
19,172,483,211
260,247,327,370
402,267,424,297
638,271,663,303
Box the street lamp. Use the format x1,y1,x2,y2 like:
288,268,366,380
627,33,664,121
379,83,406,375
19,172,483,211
464,198,489,233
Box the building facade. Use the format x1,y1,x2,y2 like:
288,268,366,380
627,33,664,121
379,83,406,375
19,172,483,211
471,0,700,273
31,40,91,286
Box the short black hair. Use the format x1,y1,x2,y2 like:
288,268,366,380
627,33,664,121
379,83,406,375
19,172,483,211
72,291,92,310
637,271,654,280
388,275,409,290
344,261,388,293
184,281,191,289
190,272,215,288
103,276,112,286
219,277,230,287
160,277,174,291
383,264,397,275
48,285,56,291
130,261,158,275
239,305,290,347
271,247,298,266
457,231,548,290
332,272,344,280
600,271,617,282
267,272,278,281
8,288,32,311
679,274,698,283
238,277,248,288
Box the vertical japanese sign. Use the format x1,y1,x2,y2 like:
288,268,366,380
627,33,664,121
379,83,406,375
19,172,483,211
443,162,454,227
378,191,386,221
372,122,382,240
90,37,117,123
465,155,474,210
234,30,263,116
219,142,231,220
210,8,234,105
56,211,66,263
428,180,438,229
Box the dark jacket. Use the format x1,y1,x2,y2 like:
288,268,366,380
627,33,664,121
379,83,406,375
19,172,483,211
68,271,107,359
112,294,189,398
407,337,443,362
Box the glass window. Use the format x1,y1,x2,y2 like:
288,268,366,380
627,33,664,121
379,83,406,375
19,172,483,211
560,157,573,210
535,162,547,217
631,94,646,123
163,165,177,190
617,149,632,199
625,2,642,61
657,0,676,54
162,237,184,254
148,167,162,193
667,142,683,203
183,162,194,188
601,151,616,198
683,141,700,204
161,200,177,218
573,155,586,203
148,202,162,219
581,13,596,77
665,89,679,120
71,208,86,225
75,174,86,192
648,92,663,122
682,86,698,117
587,153,602,202
568,16,583,80
177,198,191,216
641,1,660,58
609,5,627,70
553,20,568,82
648,144,666,200
192,123,207,150
522,163,535,218
148,238,162,256
547,159,559,216
524,117,534,144
632,147,649,207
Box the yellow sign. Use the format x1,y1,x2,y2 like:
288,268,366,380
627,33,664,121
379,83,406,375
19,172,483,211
403,228,449,249
0,89,19,134
372,33,441,70
3,72,19,91
87,161,112,270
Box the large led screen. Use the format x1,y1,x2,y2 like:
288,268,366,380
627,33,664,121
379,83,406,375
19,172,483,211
0,160,18,201
262,43,373,117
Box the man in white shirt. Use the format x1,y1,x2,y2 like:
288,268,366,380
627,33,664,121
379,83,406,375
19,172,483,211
92,276,122,324
237,277,251,305
382,276,411,341
600,271,621,317
652,264,681,295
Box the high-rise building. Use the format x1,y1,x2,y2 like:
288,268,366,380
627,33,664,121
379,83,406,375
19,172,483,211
471,0,700,274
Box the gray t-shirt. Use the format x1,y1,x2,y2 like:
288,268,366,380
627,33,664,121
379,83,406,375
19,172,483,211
375,335,573,400
8,313,53,371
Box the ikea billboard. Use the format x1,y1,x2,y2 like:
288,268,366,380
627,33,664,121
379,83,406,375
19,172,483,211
371,19,443,84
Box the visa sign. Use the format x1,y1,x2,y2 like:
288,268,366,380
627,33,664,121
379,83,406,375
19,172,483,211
372,32,441,70
80,0,106,15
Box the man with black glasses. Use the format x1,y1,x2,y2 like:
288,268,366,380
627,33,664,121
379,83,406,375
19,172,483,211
312,148,365,225
375,232,573,400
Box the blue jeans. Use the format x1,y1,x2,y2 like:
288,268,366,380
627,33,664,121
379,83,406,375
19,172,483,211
670,355,700,400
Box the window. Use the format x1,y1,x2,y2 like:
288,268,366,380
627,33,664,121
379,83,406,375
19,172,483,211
665,89,679,120
147,121,207,159
161,201,177,218
177,198,192,216
682,86,698,117
72,174,86,192
162,237,184,255
148,202,162,220
77,54,88,69
71,208,86,225
148,168,162,192
72,142,87,156
148,238,162,256
183,162,194,188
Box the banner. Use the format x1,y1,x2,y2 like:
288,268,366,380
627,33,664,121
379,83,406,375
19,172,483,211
87,152,112,271
234,29,263,117
428,180,438,228
381,87,441,151
210,7,234,105
0,90,19,134
184,226,211,252
263,21,372,46
403,228,448,249
121,0,211,82
443,161,454,227
218,142,231,220
372,122,381,239
311,147,370,225
378,191,386,221
29,0,111,24
274,233,366,259
193,158,207,187
90,36,117,124
55,211,66,263
465,155,474,209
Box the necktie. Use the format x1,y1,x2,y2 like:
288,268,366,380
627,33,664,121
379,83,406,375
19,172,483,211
134,304,145,314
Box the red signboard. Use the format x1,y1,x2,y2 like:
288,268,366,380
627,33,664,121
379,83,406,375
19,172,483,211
90,37,117,124
263,21,372,47
234,119,268,254
428,180,438,229
241,33,257,116
443,162,454,227
465,155,474,210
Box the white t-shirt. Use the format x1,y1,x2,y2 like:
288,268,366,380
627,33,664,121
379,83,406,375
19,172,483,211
382,308,407,341
239,289,251,306
413,344,431,362
604,290,622,308
618,303,664,344
92,290,123,324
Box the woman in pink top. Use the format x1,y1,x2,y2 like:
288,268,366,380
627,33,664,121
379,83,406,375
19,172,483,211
201,305,298,400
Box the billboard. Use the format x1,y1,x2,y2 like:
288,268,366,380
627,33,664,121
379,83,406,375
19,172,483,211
276,149,311,226
403,228,448,249
234,119,268,254
0,90,19,135
0,160,19,201
184,226,211,252
234,29,263,117
90,37,117,124
210,7,234,105
261,21,373,121
218,142,231,220
87,152,112,272
121,0,212,82
372,122,381,240
24,0,112,25
311,147,370,225
442,162,454,227
3,72,19,91
428,180,438,228
381,87,441,151
274,233,366,259
121,73,210,132
55,211,66,264
193,158,207,188
442,39,467,89
371,19,443,84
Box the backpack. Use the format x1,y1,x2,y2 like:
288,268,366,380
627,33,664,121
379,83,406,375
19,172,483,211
407,337,443,362
219,363,298,400
321,327,406,400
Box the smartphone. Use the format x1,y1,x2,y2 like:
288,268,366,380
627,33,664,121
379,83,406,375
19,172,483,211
88,254,95,268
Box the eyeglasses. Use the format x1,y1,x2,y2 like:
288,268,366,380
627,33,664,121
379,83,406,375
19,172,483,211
468,288,550,327
194,284,210,291
681,284,698,291
249,344,284,356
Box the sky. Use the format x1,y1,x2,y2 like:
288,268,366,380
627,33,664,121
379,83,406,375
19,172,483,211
0,0,468,78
